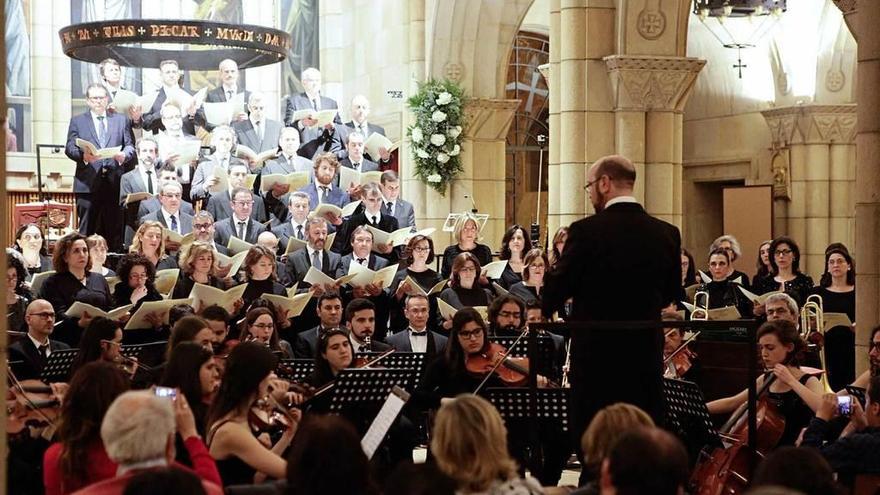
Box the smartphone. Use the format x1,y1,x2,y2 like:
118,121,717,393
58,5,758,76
154,387,177,400
837,395,852,416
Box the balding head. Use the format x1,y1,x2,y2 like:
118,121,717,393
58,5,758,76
587,155,637,213
25,299,56,339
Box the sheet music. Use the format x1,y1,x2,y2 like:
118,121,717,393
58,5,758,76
361,386,410,459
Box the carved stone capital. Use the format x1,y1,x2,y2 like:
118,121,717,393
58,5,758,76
761,107,801,149
463,98,520,141
762,104,857,145
604,55,706,112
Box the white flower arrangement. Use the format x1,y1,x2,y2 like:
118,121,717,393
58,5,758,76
407,79,466,195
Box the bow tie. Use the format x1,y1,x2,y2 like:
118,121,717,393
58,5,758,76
410,330,428,336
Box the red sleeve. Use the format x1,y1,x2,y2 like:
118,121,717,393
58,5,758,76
181,436,222,486
43,443,63,495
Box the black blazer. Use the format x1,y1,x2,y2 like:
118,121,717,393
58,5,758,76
8,338,71,380
213,216,267,246
332,212,399,255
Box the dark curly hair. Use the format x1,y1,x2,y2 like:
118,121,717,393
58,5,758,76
499,224,532,261
115,253,157,288
6,251,33,298
52,233,92,273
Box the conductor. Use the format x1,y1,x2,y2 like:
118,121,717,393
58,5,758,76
542,155,681,468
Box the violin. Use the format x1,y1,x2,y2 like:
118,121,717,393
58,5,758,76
690,373,785,495
7,375,63,442
466,342,559,388
663,331,701,380
248,381,314,435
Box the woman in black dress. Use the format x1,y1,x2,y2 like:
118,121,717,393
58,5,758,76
753,236,814,313
12,223,52,279
172,241,227,300
238,307,294,359
709,234,751,288
495,225,531,289
6,253,33,332
113,253,163,311
39,233,113,347
753,240,773,287
697,248,752,318
439,252,493,319
206,342,301,486
307,328,354,390
811,245,856,390
389,234,443,331
239,245,286,310
509,249,548,306
130,221,178,271
440,213,492,279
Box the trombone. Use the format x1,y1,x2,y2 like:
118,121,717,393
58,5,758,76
801,294,831,392
691,291,709,321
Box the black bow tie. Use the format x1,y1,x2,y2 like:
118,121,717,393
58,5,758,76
410,330,428,336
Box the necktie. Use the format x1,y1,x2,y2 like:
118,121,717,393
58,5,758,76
353,162,361,171
96,115,107,146
170,215,178,233
311,98,319,110
357,257,366,265
255,121,263,142
296,224,304,240
38,344,49,360
312,250,322,270
111,90,117,99
226,90,233,101
319,186,329,204
386,201,393,215
237,221,246,239
371,215,378,226
146,170,154,194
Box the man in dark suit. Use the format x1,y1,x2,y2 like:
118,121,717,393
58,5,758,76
8,300,70,380
120,137,160,248
542,154,681,470
203,58,251,133
204,163,267,223
65,83,136,251
283,67,342,131
345,298,391,353
339,94,396,169
336,225,392,341
232,92,282,154
213,187,267,246
298,153,350,210
272,191,311,252
292,292,344,358
379,170,417,231
282,217,342,289
139,60,202,135
338,131,379,174
386,294,448,359
137,164,196,218
332,183,398,256
261,128,314,222
140,181,194,236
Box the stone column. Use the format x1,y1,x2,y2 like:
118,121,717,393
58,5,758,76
832,0,880,375
761,107,800,240
545,0,561,238
605,55,705,227
401,0,428,235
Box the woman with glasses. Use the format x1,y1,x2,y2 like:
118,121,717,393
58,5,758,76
753,236,814,314
39,233,113,347
172,242,227,300
13,223,52,279
440,213,493,280
495,225,531,289
130,220,178,270
112,253,163,312
70,317,124,375
7,252,33,332
811,245,856,390
439,253,493,311
238,307,293,359
389,234,443,331
86,235,116,277
508,249,548,305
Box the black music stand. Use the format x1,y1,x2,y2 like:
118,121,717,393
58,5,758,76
121,341,167,368
328,368,418,413
277,359,315,382
355,352,427,380
663,377,720,460
491,335,559,380
485,387,570,432
40,349,79,382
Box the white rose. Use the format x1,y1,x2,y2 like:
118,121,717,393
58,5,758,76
411,127,423,143
449,144,461,156
436,153,450,164
431,110,447,123
416,148,430,159
436,92,452,105
427,174,442,183
430,134,447,146
448,125,462,139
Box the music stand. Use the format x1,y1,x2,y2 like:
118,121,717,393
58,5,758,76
121,341,167,368
328,368,418,413
663,377,720,457
355,352,427,380
491,335,558,379
40,348,80,382
277,359,315,382
485,387,570,432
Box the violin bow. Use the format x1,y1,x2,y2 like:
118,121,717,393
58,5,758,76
472,327,531,395
6,365,59,427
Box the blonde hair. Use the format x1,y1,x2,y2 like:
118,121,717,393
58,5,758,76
453,212,481,243
130,221,166,258
431,395,518,492
581,403,655,469
179,241,216,277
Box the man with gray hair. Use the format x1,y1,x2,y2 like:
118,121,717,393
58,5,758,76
141,180,194,236
75,391,221,494
232,91,282,153
764,292,799,324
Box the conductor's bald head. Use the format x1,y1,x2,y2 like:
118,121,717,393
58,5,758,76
587,155,636,213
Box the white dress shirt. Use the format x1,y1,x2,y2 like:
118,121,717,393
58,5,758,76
28,333,51,358
408,327,429,353
161,208,180,233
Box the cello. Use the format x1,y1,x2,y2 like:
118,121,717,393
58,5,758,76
690,373,785,495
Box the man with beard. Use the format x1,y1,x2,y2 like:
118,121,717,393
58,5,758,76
847,325,880,391
487,294,526,337
543,155,680,485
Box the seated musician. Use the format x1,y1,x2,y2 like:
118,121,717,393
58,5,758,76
487,294,525,337
238,307,294,359
697,247,752,318
70,317,125,375
707,320,823,447
206,342,302,487
844,324,880,392
345,298,392,353
8,299,70,379
662,313,701,384
304,328,354,413
160,342,220,437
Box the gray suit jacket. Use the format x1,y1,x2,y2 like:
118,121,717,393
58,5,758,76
191,155,248,200
382,199,416,230
204,190,267,223
232,118,283,154
283,93,342,128
141,209,194,235
283,247,341,289
262,154,313,175
271,221,309,254
119,168,156,205
138,197,195,218
214,216,267,247
338,121,388,163
203,87,252,132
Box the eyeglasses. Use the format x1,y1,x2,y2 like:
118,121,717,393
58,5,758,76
161,193,182,199
774,249,793,256
459,328,483,339
252,323,275,330
870,342,880,351
194,223,213,230
128,272,148,280
87,95,108,101
583,175,605,191
459,266,477,273
413,246,431,252
234,200,254,206
497,311,521,319
27,312,55,319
